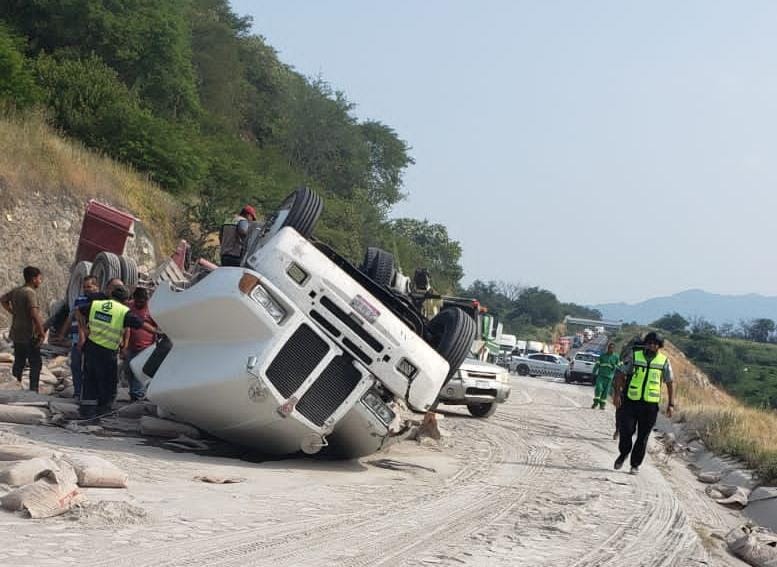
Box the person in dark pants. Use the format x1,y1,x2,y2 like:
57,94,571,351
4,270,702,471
613,331,674,475
1,267,46,392
58,275,99,400
78,285,157,421
219,205,256,266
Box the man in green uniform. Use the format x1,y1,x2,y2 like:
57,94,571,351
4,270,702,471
591,342,619,409
78,285,157,420
613,331,674,475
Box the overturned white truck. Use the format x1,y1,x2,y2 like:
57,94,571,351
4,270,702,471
132,188,475,458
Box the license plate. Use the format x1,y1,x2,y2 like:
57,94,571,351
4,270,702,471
477,380,491,389
350,295,380,323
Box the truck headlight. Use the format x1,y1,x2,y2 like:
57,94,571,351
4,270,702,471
361,390,395,426
250,284,286,323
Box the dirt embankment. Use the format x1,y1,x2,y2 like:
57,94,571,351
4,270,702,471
0,114,178,324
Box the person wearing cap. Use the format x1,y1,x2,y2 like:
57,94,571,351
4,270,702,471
78,285,157,420
220,205,257,267
121,287,157,401
612,331,674,475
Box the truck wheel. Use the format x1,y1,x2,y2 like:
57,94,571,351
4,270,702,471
467,403,497,418
516,364,529,376
428,307,477,379
264,186,323,241
119,255,138,293
67,261,92,308
361,247,395,287
90,252,121,291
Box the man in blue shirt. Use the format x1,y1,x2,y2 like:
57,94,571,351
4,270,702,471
58,276,99,399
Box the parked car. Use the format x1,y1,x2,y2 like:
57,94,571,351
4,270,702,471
565,351,599,384
509,353,569,378
438,357,511,418
132,188,476,458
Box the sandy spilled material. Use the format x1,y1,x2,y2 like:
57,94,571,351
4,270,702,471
0,375,752,567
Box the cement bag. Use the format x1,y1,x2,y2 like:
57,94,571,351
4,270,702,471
0,458,60,486
49,401,80,420
64,454,128,488
0,404,49,425
0,462,84,518
0,352,13,363
140,416,201,439
0,444,60,461
727,525,777,567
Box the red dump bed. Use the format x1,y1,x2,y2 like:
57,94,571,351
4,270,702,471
74,200,136,263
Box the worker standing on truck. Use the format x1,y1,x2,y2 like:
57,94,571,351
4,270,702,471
220,205,257,267
0,267,46,392
591,342,619,409
78,285,157,421
612,331,674,475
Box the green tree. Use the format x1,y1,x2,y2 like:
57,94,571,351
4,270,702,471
651,312,689,334
0,24,38,107
744,318,776,343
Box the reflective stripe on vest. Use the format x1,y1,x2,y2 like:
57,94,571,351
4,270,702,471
88,300,129,350
627,350,667,403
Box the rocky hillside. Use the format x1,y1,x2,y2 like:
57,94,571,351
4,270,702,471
0,114,177,325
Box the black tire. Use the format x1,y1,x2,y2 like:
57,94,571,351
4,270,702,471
67,261,92,307
467,403,497,418
360,247,379,272
365,248,395,287
90,252,121,291
427,307,478,379
265,186,323,240
119,255,138,293
516,364,529,376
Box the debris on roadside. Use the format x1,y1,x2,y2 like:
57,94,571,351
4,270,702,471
697,471,722,484
0,459,84,518
367,458,437,474
726,524,777,567
64,500,149,527
193,474,246,484
139,415,201,439
64,454,128,488
707,484,751,508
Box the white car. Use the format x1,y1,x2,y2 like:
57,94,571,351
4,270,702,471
437,357,511,418
565,351,599,384
509,353,569,378
133,189,475,458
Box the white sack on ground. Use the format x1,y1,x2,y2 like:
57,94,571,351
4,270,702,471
0,461,84,518
64,454,128,488
0,457,60,486
0,444,60,461
0,404,49,425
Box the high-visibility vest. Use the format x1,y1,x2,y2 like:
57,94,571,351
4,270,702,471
627,350,667,403
220,215,247,258
88,300,129,351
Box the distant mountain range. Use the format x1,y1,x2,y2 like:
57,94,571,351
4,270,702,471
592,289,777,326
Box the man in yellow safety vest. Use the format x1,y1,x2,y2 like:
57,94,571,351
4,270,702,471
78,285,157,420
612,331,674,475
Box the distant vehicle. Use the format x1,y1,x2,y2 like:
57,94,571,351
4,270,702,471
526,340,545,355
438,357,511,418
583,328,593,341
565,351,599,384
496,333,517,366
510,353,569,378
594,325,605,336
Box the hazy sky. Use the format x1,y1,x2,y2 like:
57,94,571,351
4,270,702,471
232,0,777,305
